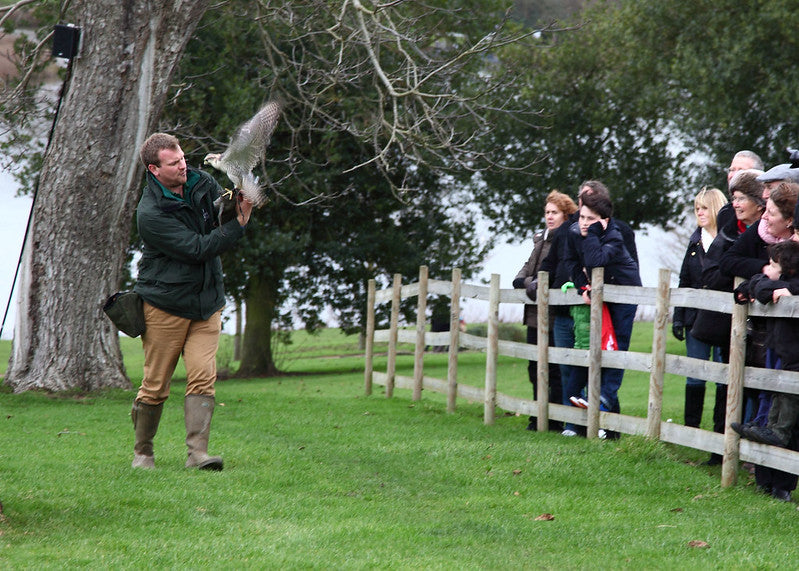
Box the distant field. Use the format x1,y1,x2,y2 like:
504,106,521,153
0,321,699,427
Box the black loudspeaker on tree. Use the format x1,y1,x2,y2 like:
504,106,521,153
52,24,81,60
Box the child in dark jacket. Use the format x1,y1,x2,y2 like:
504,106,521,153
732,240,799,447
561,192,641,426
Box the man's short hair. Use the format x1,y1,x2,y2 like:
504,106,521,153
580,190,613,219
140,133,180,168
733,150,764,171
578,180,610,201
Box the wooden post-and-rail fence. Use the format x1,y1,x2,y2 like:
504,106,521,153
362,265,799,488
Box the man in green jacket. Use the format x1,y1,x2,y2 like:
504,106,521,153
130,132,253,470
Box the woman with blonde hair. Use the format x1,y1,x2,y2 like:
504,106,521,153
672,187,728,428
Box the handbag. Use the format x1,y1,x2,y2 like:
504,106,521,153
689,308,730,347
103,291,146,337
601,304,618,351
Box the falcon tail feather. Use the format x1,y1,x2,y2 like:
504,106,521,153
239,172,266,208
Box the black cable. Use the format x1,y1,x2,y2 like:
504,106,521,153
0,56,75,339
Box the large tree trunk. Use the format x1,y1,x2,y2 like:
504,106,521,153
5,0,211,392
237,275,279,377
233,299,242,362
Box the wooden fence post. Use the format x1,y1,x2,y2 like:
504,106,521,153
646,269,671,438
386,273,402,399
587,267,604,438
447,268,462,413
536,270,550,432
722,277,748,487
484,273,500,425
364,278,376,396
413,265,428,401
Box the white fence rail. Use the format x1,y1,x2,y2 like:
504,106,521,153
363,266,799,488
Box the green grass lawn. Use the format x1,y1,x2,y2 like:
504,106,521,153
0,323,795,568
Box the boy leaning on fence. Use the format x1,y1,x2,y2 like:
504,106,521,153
731,240,799,452
561,188,641,438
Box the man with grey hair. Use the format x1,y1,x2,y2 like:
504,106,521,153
717,150,764,231
727,150,764,184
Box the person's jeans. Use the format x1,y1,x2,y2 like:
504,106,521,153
598,303,637,413
684,331,722,387
553,314,574,404
553,314,579,433
558,304,636,426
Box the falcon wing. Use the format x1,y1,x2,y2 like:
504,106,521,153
219,101,282,187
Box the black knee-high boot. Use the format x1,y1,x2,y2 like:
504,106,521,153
713,383,727,434
704,384,727,465
684,384,706,428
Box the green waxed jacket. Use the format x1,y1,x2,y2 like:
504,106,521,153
134,167,245,321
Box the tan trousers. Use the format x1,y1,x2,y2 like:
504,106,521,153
136,302,222,405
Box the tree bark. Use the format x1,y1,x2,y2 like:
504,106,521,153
5,0,211,392
237,274,279,377
233,299,242,362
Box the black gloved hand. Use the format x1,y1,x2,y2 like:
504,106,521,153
587,221,606,236
733,280,752,305
512,277,526,289
525,279,538,302
672,322,685,341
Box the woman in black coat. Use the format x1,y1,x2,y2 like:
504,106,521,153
690,170,765,464
673,187,727,428
723,182,799,500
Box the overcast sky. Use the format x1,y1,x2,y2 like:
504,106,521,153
464,224,674,324
0,170,31,339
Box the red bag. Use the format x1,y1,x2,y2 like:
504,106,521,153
601,304,618,351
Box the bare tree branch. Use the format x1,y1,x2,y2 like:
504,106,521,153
239,0,576,202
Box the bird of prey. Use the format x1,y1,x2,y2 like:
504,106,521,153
204,100,281,216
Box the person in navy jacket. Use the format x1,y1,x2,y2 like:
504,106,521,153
562,190,641,435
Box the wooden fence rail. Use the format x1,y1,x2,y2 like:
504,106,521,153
363,266,799,488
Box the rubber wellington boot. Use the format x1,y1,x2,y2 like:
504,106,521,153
131,400,163,468
184,394,224,470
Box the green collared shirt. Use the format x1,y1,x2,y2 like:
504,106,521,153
153,170,201,202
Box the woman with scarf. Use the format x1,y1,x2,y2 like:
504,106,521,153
721,181,799,501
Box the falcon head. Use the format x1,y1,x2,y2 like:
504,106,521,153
203,153,223,169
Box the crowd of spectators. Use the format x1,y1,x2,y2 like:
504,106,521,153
513,150,799,501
